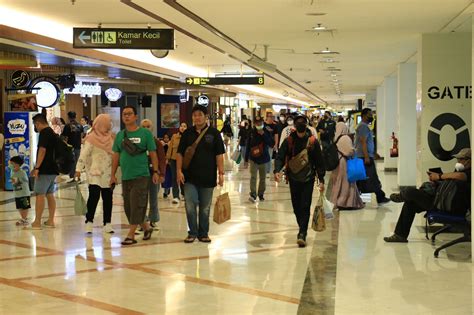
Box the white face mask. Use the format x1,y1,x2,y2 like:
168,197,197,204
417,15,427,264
287,119,294,126
455,162,465,172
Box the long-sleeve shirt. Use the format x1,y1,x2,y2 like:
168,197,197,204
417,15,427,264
76,142,113,188
275,131,326,183
166,132,182,161
244,129,275,164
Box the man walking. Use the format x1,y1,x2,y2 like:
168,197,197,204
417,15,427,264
177,105,226,243
29,114,58,229
245,117,274,202
264,113,278,175
355,108,390,205
316,111,336,150
110,106,159,245
61,111,83,182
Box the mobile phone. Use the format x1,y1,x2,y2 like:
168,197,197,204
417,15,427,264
428,167,442,174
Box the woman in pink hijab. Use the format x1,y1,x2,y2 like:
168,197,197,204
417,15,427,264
75,114,116,234
328,122,364,210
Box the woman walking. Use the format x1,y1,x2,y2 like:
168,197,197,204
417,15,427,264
166,122,187,204
328,122,364,210
75,114,115,234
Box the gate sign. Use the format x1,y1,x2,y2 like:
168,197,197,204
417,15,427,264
73,28,174,49
427,113,470,161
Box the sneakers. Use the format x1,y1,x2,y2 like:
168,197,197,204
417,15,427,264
378,197,391,205
249,195,257,203
172,198,180,204
150,222,160,231
383,234,408,243
258,195,265,202
15,218,29,226
297,233,307,248
85,222,93,234
389,193,404,203
103,223,114,234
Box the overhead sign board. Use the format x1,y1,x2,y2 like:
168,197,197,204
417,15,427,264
185,76,264,86
73,28,174,49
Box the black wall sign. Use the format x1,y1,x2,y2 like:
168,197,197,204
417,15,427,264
73,28,174,49
427,113,470,161
11,70,30,88
186,76,264,86
427,85,472,100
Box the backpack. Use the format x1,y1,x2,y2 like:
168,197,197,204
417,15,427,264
322,135,343,171
433,180,459,213
286,135,316,182
54,135,75,174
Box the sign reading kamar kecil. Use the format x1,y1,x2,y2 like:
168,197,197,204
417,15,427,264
73,28,174,49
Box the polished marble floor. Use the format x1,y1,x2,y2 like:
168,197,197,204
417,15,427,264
0,157,472,314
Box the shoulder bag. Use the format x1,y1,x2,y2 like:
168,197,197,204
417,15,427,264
121,130,147,156
183,127,209,170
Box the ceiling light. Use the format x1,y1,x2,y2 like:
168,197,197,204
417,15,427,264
306,13,327,16
314,48,340,55
313,24,327,31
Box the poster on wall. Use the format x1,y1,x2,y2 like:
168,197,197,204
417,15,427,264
161,103,180,128
8,94,38,112
101,107,121,135
4,112,31,191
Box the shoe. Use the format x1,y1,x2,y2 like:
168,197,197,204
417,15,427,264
198,236,212,243
384,234,408,243
249,195,257,203
390,193,404,203
258,195,265,201
150,222,160,231
297,233,307,248
184,235,196,243
163,194,168,199
15,218,29,226
103,223,114,234
378,197,391,205
121,238,137,245
172,198,180,204
85,222,93,234
143,228,153,240
43,221,56,228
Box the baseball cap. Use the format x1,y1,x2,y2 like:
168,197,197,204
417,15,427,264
453,148,471,159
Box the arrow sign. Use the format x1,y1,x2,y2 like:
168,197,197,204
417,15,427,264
185,76,264,86
79,31,91,44
186,78,193,85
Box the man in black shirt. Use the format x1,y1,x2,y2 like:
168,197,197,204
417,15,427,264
316,111,336,149
265,113,278,174
29,114,59,229
61,111,83,181
177,105,226,243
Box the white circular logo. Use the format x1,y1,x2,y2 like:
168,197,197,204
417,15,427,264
105,88,123,102
32,80,60,108
197,95,209,107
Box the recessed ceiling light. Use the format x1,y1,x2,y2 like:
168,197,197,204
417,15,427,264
313,24,327,31
314,48,340,55
306,13,327,16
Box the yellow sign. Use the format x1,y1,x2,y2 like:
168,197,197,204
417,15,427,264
216,119,224,132
5,137,25,144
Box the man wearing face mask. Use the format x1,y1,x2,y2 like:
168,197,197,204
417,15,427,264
245,117,275,202
316,111,336,149
275,113,287,149
274,114,326,247
279,113,317,148
384,148,471,243
355,108,390,205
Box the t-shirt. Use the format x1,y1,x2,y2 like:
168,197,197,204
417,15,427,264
112,127,156,181
178,126,226,188
238,128,250,146
11,169,30,198
316,119,336,142
62,120,83,149
37,127,59,175
265,122,277,137
355,122,374,158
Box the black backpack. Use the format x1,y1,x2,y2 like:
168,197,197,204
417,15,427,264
322,135,343,171
54,135,75,174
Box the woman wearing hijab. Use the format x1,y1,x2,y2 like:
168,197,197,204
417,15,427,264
166,122,187,204
329,122,364,210
75,114,116,234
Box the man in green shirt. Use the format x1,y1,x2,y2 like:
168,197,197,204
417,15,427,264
111,105,159,245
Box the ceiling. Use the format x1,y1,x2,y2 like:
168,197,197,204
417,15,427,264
0,0,473,109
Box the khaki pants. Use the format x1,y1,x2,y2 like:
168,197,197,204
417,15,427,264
250,161,266,197
122,176,150,225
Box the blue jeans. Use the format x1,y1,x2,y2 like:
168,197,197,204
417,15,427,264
170,160,184,199
147,179,160,223
266,148,274,174
184,183,214,238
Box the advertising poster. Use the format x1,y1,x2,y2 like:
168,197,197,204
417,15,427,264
101,107,121,135
8,94,38,112
161,103,180,128
4,112,31,190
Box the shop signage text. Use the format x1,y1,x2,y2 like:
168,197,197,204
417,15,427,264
427,85,472,100
186,76,265,86
64,82,101,97
73,28,174,49
197,95,209,107
179,89,189,103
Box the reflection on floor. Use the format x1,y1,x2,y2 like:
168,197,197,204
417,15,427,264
0,159,471,314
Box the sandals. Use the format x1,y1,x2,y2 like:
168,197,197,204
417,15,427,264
198,236,212,243
43,221,56,228
121,238,137,245
184,236,196,243
143,228,153,241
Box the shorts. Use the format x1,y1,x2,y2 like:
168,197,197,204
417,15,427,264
15,196,31,210
122,176,150,225
34,174,57,195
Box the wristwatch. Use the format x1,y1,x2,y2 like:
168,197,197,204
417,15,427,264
153,170,158,174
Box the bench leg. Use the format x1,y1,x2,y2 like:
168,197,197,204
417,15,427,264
434,235,471,258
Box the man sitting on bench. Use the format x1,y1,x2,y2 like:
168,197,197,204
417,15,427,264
384,148,471,243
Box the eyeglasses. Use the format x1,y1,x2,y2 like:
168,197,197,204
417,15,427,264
122,112,135,116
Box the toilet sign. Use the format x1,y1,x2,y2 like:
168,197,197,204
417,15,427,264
73,28,174,49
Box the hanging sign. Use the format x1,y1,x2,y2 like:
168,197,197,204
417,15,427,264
196,95,209,107
185,76,264,86
11,70,30,88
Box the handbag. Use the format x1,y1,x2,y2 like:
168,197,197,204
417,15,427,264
231,148,241,162
183,127,209,170
213,192,231,224
311,194,326,232
346,158,367,183
250,142,264,158
433,180,458,212
121,130,146,156
74,184,87,216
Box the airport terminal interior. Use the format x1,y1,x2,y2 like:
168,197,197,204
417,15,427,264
0,1,473,314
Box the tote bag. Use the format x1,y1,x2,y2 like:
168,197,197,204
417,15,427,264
74,184,87,216
213,192,231,224
346,158,367,183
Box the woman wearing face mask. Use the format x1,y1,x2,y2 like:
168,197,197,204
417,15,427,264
274,114,326,247
384,148,471,243
167,122,188,204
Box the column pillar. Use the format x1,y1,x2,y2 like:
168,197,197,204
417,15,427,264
397,63,417,187
383,75,398,171
375,85,385,157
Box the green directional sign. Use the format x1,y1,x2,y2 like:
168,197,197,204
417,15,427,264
185,77,264,86
73,28,174,49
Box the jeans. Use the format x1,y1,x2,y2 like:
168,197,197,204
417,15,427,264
184,183,214,238
170,160,184,199
147,178,160,223
86,185,112,225
70,148,81,178
394,187,435,238
250,161,266,197
289,178,315,235
266,148,274,174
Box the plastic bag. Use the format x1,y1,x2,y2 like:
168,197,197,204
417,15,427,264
74,184,87,216
311,194,326,232
323,196,334,219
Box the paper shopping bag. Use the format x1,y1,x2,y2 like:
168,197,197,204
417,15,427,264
311,194,326,232
213,192,231,224
74,184,87,216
